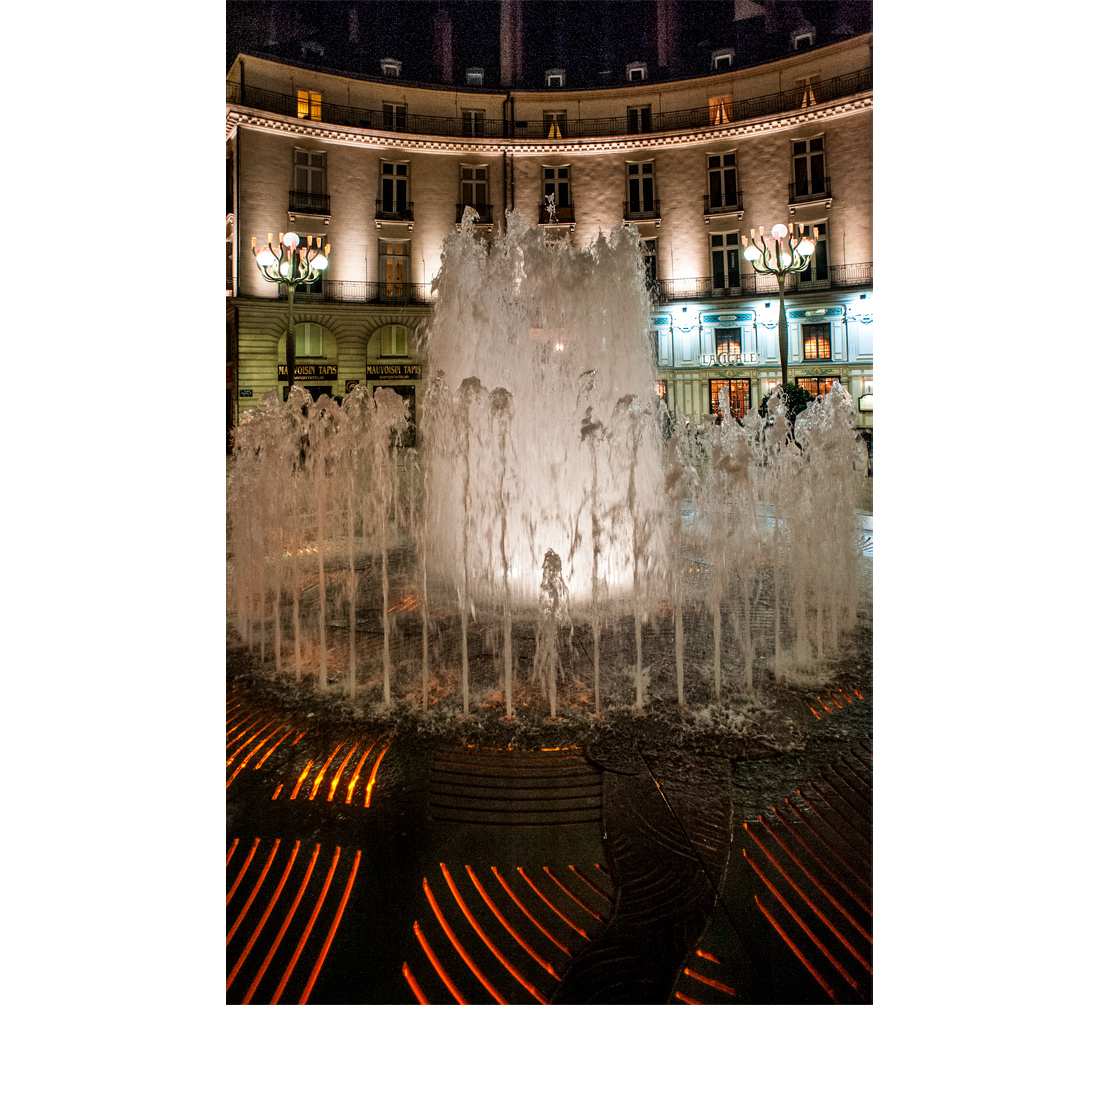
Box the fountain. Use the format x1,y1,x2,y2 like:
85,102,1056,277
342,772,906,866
228,212,867,721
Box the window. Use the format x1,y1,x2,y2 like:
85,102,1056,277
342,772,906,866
378,241,409,298
627,62,647,82
641,238,657,291
708,96,733,125
792,31,815,51
797,222,828,282
545,69,565,88
627,105,652,134
797,376,842,399
466,68,484,86
707,153,738,210
627,161,655,213
710,235,740,294
654,380,668,406
462,109,485,137
710,379,750,421
795,75,819,108
792,136,827,198
461,165,489,205
712,49,733,70
714,327,742,362
802,323,832,361
291,150,326,214
295,322,323,357
382,102,406,132
380,161,409,215
300,235,326,295
297,90,321,120
381,58,402,77
378,324,409,357
542,165,571,218
543,110,567,139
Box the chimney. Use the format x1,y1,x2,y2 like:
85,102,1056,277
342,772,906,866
433,9,454,83
348,3,360,44
500,0,523,87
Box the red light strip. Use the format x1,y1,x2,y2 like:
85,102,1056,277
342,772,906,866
226,719,279,766
820,773,873,819
271,783,283,801
403,961,431,1004
299,848,362,1004
226,838,239,868
490,867,572,956
413,920,467,1004
742,835,871,972
226,837,260,905
683,968,737,997
271,847,342,1004
754,894,839,1004
542,866,604,923
440,864,547,1004
344,739,378,804
802,786,872,849
227,725,285,788
743,849,859,991
227,841,300,994
309,741,347,801
241,843,319,1005
567,864,613,902
255,727,294,769
290,760,314,801
751,820,871,941
516,867,589,940
696,949,722,964
784,797,872,879
226,711,266,747
465,866,561,981
364,742,392,807
227,838,281,946
423,878,508,1004
593,863,613,882
674,991,703,1004
327,741,361,802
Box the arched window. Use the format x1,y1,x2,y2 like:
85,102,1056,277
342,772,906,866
378,324,408,357
295,322,323,357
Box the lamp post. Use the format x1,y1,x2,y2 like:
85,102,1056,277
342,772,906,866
742,223,817,386
252,232,329,399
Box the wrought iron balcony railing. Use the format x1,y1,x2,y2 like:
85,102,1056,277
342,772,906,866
278,280,434,304
375,199,414,222
623,199,660,220
653,262,872,303
227,66,871,141
288,190,331,215
538,203,575,224
455,203,493,225
703,192,744,217
788,177,832,204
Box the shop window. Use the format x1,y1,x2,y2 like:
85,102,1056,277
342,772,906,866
711,234,740,293
374,385,415,447
710,379,750,421
714,327,741,362
382,102,406,132
297,90,321,120
709,96,733,125
462,109,485,137
798,222,829,282
627,105,652,134
380,161,409,215
543,110,567,139
627,161,656,213
797,376,842,399
802,323,832,361
792,136,827,199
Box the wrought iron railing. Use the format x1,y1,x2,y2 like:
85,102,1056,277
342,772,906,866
289,190,330,215
703,192,744,217
455,203,493,224
788,177,831,204
538,203,575,224
624,199,660,220
375,199,414,222
653,263,871,303
278,280,434,304
227,66,871,140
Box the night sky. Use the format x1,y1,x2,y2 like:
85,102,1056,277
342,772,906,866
227,1,873,87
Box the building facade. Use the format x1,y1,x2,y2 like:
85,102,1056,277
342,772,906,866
226,30,872,446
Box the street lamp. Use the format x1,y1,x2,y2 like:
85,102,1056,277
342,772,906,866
252,232,329,399
742,223,817,385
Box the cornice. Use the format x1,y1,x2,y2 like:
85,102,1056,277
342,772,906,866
224,93,872,153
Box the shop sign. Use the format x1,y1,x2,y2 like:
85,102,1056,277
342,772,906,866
278,362,338,382
345,380,359,393
701,313,752,324
238,389,253,397
365,363,421,381
787,306,843,320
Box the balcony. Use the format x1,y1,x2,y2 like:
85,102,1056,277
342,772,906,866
278,280,434,305
455,203,493,226
623,199,660,223
375,199,414,226
228,66,871,142
538,203,575,226
288,190,331,217
788,177,832,209
653,263,872,303
703,192,744,221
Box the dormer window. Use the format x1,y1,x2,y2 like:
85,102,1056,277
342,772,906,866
711,48,733,70
627,61,647,82
466,67,484,86
300,40,324,61
381,57,402,77
792,30,815,51
545,68,565,88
